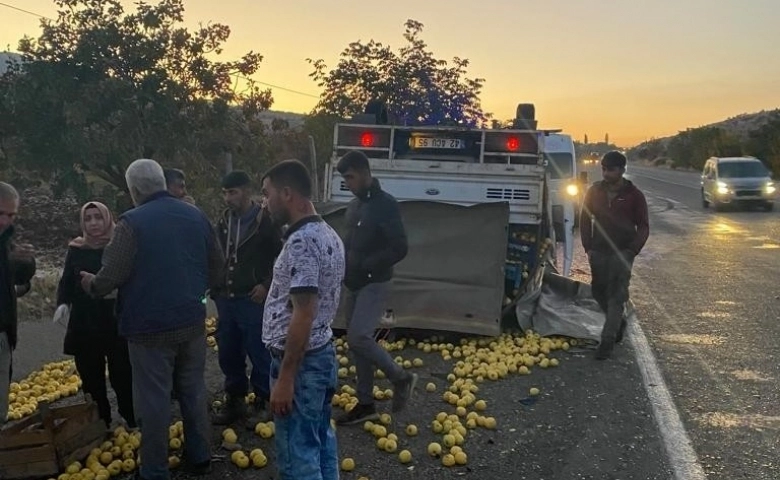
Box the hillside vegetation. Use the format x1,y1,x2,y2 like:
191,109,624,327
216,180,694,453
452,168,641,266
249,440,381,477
628,109,780,175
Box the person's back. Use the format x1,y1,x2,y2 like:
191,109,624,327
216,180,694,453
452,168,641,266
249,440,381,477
82,159,223,480
119,195,212,337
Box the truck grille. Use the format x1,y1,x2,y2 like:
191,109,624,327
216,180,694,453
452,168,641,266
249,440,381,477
486,188,531,200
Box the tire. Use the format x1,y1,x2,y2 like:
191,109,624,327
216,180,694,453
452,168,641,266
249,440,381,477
701,190,709,209
765,202,775,212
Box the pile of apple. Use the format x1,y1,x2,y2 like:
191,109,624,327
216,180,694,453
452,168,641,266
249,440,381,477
334,330,571,475
6,360,81,421
50,426,140,480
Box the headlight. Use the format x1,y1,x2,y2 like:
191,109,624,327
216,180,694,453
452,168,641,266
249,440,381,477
565,184,579,197
716,181,730,195
766,182,776,195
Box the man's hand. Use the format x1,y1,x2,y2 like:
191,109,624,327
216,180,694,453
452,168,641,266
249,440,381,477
79,271,95,294
250,284,268,304
10,243,34,262
270,376,294,417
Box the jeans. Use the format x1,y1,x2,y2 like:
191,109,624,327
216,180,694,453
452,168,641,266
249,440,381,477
270,343,339,480
128,332,211,480
0,332,11,427
215,297,271,400
589,250,635,343
344,282,405,405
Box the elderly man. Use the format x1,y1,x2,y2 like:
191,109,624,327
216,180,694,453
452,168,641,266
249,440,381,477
0,182,36,427
80,159,225,480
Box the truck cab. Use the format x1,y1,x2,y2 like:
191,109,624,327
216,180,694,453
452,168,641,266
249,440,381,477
542,133,580,276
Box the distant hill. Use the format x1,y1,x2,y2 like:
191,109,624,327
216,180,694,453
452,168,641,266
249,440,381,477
256,109,307,128
705,109,780,140
631,109,780,152
628,109,780,174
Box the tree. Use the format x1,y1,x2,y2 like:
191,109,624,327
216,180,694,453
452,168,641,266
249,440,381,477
0,0,273,201
666,127,742,170
307,19,490,127
745,113,780,175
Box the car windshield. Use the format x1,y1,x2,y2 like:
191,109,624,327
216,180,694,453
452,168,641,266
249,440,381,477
545,152,575,179
718,161,768,178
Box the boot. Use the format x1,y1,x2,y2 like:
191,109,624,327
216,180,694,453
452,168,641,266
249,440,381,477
212,394,247,426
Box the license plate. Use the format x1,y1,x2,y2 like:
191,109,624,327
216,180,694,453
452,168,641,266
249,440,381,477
412,137,464,149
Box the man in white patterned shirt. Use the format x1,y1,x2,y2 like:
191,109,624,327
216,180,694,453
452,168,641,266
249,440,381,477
261,159,344,480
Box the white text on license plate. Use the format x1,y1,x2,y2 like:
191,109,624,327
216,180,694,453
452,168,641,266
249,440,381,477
413,137,464,149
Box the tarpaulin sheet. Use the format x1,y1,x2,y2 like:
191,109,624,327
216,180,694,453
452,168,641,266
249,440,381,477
319,201,510,337
515,265,635,344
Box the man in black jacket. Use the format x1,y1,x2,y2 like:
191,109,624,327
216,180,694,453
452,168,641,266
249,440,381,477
212,171,283,427
333,151,417,426
0,182,36,427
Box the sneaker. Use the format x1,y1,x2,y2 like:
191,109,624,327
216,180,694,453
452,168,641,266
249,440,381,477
335,403,379,426
391,373,418,413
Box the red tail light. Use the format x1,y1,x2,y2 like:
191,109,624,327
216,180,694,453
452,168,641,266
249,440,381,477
360,132,374,147
506,137,520,152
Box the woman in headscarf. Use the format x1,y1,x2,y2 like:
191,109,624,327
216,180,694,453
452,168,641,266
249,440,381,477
56,202,136,429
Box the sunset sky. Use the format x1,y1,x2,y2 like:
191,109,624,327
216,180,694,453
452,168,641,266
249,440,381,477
1,0,779,146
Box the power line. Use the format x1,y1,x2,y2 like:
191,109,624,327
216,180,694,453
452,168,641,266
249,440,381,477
0,2,51,20
231,74,319,99
0,2,320,100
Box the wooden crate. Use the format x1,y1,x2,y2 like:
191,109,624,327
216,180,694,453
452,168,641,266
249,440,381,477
0,396,107,480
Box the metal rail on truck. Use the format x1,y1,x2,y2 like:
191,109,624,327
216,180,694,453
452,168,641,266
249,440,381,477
332,123,545,165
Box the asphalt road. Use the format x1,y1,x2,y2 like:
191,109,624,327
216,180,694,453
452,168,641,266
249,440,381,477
583,162,780,480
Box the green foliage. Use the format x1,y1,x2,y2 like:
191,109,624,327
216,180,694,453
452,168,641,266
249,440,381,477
307,19,490,127
0,0,276,205
665,127,743,170
744,113,780,176
628,112,780,176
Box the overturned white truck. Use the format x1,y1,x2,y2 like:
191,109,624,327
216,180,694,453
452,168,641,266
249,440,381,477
318,104,588,338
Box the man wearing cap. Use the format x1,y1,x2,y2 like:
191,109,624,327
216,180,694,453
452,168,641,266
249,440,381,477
211,171,283,426
580,151,649,360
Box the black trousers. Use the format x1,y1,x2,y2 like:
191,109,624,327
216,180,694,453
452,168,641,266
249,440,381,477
73,336,136,427
589,250,634,343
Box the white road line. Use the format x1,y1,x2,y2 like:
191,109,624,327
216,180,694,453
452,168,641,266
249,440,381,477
628,318,707,480
626,171,700,190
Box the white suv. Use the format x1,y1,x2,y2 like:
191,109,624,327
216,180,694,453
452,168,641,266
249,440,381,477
701,156,775,211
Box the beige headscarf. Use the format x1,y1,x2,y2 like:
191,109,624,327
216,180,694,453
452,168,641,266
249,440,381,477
68,201,115,249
